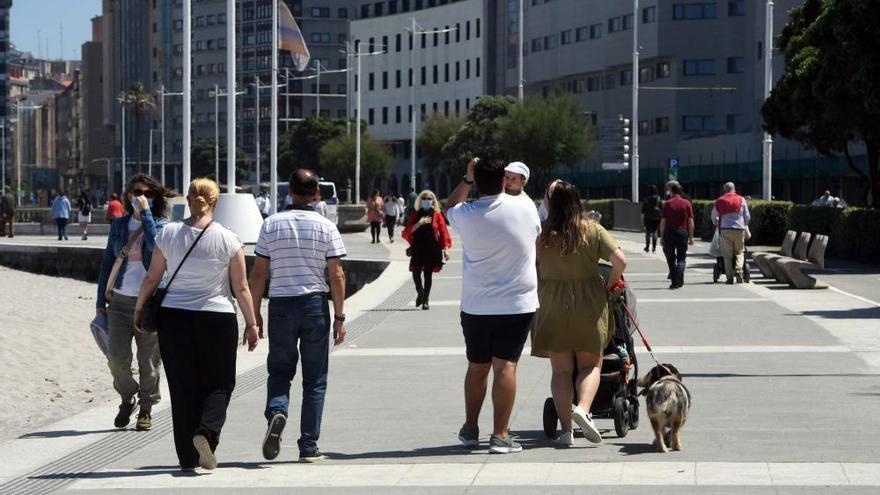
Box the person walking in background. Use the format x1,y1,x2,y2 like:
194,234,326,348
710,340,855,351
96,175,172,432
641,184,662,253
1,186,15,238
51,190,72,241
255,189,271,219
383,193,401,243
402,190,451,310
106,193,125,221
134,178,260,471
447,157,541,454
531,180,627,446
312,191,329,219
660,180,694,289
396,194,406,226
250,169,347,464
712,182,751,284
77,190,94,241
366,189,384,244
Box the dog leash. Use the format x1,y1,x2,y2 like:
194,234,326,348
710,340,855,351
610,281,676,377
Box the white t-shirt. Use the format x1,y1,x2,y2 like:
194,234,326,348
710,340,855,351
446,193,541,315
254,207,347,298
114,217,147,297
155,221,243,313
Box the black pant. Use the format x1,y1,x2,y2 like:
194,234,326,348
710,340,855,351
644,219,659,250
370,221,381,242
158,307,238,468
412,269,433,301
384,215,396,240
55,218,68,240
663,229,689,287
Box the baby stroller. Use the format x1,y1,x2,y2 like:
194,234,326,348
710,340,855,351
542,264,640,439
712,248,752,283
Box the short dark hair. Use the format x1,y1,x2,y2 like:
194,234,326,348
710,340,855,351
647,184,658,196
289,168,319,196
474,159,504,196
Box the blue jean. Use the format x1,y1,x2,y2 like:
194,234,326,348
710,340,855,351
55,218,68,239
663,229,689,287
264,293,330,453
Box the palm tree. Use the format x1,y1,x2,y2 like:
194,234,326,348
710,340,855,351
119,82,157,173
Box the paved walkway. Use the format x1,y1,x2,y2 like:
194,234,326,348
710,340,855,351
1,230,879,494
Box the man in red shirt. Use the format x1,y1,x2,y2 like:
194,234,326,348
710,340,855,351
106,193,124,221
659,180,694,289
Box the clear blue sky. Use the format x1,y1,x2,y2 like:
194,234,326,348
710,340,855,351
10,0,102,60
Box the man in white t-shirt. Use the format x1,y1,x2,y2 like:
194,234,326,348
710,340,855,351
446,157,541,454
250,169,347,463
503,161,530,198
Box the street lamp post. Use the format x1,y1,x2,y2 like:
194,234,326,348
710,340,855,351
270,0,278,213
214,84,220,180
121,103,126,188
408,20,456,194
159,86,184,187
344,43,383,204
763,0,774,201
1,124,5,192
518,0,524,101
182,0,192,189
631,0,640,204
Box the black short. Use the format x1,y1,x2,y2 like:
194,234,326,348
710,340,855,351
461,312,535,364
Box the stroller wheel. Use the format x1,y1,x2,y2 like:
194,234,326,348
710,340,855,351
542,397,558,439
627,396,640,430
613,396,629,438
712,264,721,283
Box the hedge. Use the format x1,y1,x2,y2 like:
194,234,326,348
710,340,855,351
583,199,623,230
747,200,793,246
788,205,880,263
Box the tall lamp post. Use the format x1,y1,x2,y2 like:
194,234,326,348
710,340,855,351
342,42,384,204
159,85,183,187
408,20,456,194
210,86,246,182
518,0,524,101
762,0,774,200
631,0,640,204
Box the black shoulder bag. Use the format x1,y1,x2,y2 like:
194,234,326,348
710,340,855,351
141,220,213,333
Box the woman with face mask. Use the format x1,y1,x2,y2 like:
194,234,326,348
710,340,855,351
95,175,172,433
402,190,452,310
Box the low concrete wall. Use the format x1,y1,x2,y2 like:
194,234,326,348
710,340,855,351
337,204,369,233
612,201,644,232
11,223,111,236
0,243,388,300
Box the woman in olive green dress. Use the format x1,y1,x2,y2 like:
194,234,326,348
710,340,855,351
531,181,627,446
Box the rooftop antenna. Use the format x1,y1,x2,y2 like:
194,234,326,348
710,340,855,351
37,30,41,58
59,22,63,60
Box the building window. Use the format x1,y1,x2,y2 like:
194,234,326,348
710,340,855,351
311,7,329,17
433,65,438,84
608,17,622,33
656,61,671,78
466,59,471,79
575,26,589,42
396,106,402,123
622,14,634,30
544,35,557,50
445,26,450,45
444,63,450,82
374,2,384,16
369,72,375,90
338,7,348,18
727,56,745,73
655,116,670,133
310,33,332,43
389,1,398,14
217,13,226,23
382,107,388,124
572,79,585,93
368,108,374,125
683,59,716,75
728,0,745,16
560,29,573,45
466,20,471,40
589,23,602,39
673,3,717,20
456,22,461,42
643,6,657,23
421,66,426,84
682,115,715,132
620,69,632,86
531,38,543,52
382,71,388,89
587,76,601,92
409,68,413,86
476,57,481,77
396,33,402,52
638,120,650,135
604,74,616,90
382,35,389,52
455,61,460,80
396,69,402,88
727,113,746,132
361,4,370,18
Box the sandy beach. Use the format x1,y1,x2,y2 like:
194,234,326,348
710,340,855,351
0,266,120,443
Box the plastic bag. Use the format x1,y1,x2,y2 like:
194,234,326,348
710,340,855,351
90,313,110,357
708,230,723,258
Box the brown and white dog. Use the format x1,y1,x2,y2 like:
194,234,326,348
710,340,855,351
638,364,691,453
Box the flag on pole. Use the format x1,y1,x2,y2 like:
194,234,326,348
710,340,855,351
278,0,310,71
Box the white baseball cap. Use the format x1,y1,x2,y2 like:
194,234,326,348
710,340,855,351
504,161,530,181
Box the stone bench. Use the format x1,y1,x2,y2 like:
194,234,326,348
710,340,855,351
775,234,829,289
754,230,796,278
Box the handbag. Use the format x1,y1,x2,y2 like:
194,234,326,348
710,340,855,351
104,226,145,300
708,229,723,258
89,313,110,357
141,220,213,333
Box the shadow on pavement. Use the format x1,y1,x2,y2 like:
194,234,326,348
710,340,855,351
609,442,659,456
686,373,880,378
18,428,119,439
30,469,201,480
799,308,880,319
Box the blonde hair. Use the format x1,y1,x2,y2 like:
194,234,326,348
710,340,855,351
188,178,219,216
415,189,440,211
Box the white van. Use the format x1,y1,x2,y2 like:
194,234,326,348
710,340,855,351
276,180,339,225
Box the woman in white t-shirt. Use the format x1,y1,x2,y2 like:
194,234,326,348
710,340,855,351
134,178,260,472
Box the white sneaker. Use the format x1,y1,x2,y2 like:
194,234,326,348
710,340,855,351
572,406,602,444
554,431,574,446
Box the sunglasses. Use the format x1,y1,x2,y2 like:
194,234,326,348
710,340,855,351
131,189,156,199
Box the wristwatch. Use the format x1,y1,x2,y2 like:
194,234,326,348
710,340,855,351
461,175,474,185
334,314,346,322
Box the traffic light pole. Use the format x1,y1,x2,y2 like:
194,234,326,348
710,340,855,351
631,0,640,204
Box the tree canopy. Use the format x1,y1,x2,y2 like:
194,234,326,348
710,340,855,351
762,0,880,206
417,114,464,178
441,96,517,177
319,133,393,195
119,82,156,173
278,117,351,181
190,138,249,186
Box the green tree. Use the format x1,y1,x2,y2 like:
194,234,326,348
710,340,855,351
278,117,351,181
761,0,880,207
442,95,517,177
119,82,156,173
496,96,594,185
191,138,249,186
417,114,464,179
319,133,392,196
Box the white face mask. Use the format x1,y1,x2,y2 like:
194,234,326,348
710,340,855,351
421,199,433,210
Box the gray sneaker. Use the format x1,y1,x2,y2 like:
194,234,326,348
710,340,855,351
458,424,479,447
489,434,522,454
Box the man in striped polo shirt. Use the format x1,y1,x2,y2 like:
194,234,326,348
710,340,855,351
250,169,347,463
